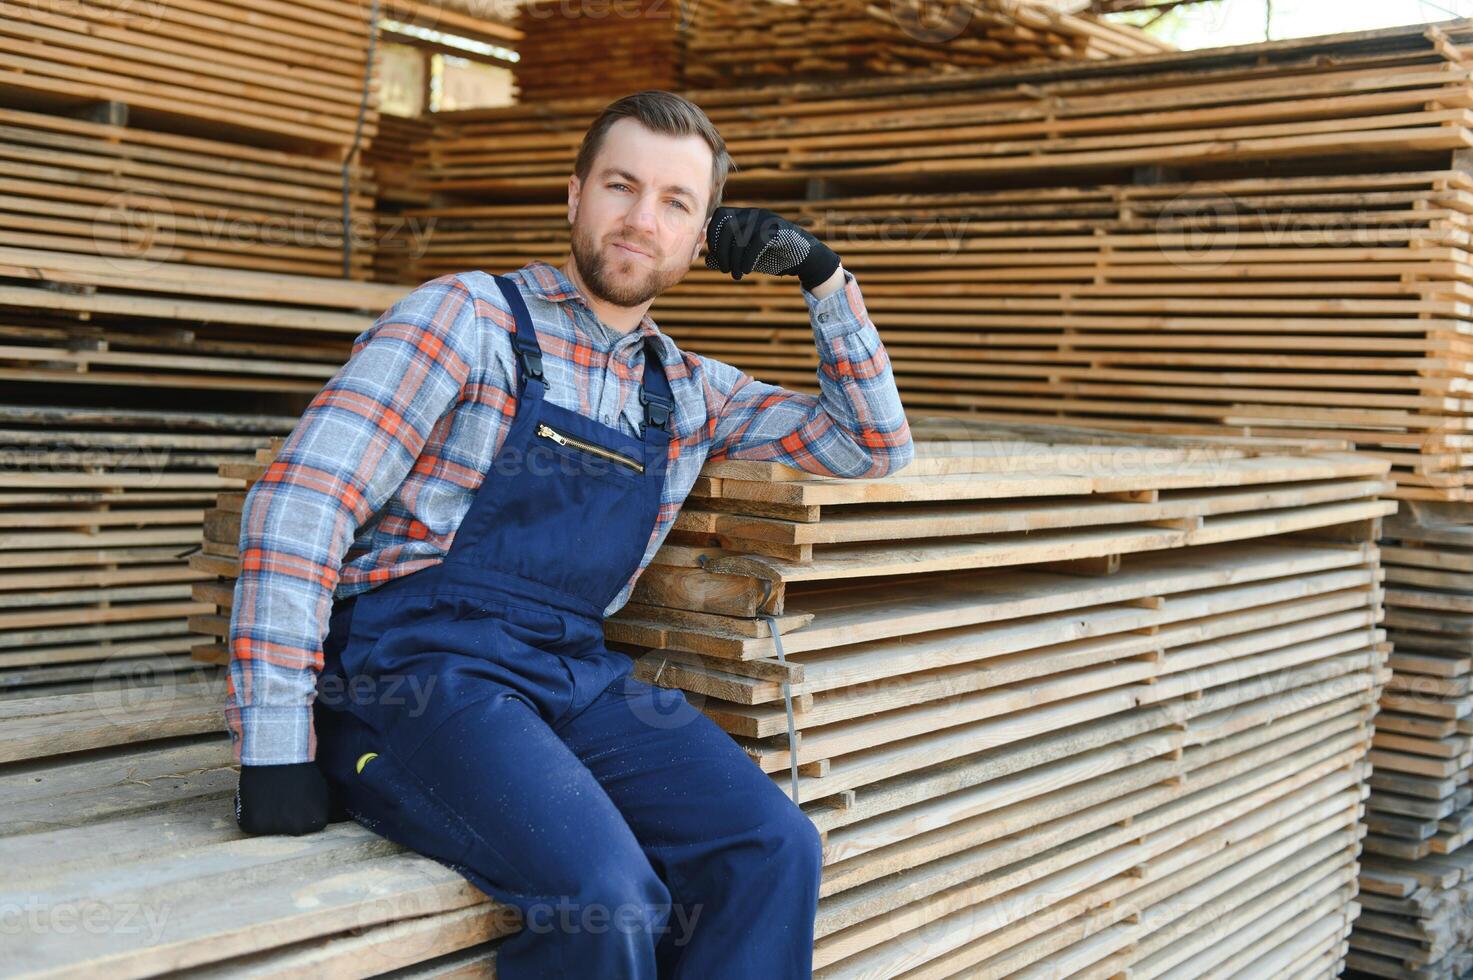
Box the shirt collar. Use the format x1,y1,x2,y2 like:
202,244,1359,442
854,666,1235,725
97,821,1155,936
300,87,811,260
514,259,673,362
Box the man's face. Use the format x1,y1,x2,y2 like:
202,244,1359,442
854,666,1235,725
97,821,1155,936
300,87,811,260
567,117,711,310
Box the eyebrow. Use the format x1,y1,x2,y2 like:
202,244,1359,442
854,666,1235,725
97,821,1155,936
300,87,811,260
599,167,698,204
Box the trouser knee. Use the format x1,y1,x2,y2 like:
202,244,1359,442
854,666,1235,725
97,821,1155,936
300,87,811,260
519,862,674,942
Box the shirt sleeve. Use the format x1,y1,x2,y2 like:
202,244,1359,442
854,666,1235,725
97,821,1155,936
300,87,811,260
698,268,914,479
226,274,486,765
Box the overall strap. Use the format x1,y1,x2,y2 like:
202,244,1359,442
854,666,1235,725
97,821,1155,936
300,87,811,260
638,334,674,437
493,275,547,392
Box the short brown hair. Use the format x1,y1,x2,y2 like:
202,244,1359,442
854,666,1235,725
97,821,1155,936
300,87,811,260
573,90,734,222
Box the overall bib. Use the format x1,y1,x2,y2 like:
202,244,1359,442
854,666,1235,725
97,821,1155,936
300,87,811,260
312,275,823,979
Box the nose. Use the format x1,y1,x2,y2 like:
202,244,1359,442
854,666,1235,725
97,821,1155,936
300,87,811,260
625,192,658,237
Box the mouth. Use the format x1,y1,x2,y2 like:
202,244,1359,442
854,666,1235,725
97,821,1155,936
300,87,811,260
612,241,651,258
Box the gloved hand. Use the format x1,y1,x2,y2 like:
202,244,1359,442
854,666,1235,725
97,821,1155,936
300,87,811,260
235,761,332,836
704,206,841,291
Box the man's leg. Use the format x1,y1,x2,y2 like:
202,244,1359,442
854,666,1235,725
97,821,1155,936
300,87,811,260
315,678,676,980
553,671,826,979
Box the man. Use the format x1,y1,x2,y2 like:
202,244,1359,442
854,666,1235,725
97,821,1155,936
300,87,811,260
227,91,913,978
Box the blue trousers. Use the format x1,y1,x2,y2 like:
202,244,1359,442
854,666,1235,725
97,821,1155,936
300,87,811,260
313,598,824,979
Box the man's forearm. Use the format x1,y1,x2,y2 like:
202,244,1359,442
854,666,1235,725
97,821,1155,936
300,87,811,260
808,263,846,301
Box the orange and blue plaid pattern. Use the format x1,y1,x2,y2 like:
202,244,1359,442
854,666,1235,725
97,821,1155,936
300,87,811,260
227,260,913,764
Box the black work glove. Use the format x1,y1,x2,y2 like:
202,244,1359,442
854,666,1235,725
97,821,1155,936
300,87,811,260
704,206,842,291
235,761,333,836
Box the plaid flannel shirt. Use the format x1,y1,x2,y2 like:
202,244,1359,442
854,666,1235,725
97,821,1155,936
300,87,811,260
226,259,914,764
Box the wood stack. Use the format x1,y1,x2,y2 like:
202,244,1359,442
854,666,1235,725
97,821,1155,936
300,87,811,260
350,31,1473,969
683,0,1171,89
513,0,687,103
608,417,1392,976
509,0,1158,103
0,103,377,279
0,0,379,157
148,418,1391,974
1344,502,1473,979
365,111,435,283
368,112,434,210
0,244,405,698
413,20,1473,198
396,20,1473,504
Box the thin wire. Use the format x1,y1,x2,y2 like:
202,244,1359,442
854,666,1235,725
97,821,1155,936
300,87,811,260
342,0,381,279
762,609,803,807
698,554,803,804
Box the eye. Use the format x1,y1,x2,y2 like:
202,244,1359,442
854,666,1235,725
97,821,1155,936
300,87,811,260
670,200,688,211
609,182,630,191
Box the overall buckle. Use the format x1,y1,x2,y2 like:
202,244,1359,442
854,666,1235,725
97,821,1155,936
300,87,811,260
517,347,546,386
639,387,672,431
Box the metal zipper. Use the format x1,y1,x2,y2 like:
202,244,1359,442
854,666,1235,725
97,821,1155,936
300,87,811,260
536,422,644,474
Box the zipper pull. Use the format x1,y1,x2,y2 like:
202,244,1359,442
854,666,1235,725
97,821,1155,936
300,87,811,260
538,423,567,446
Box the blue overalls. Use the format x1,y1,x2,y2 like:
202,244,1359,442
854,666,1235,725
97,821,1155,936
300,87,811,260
312,274,824,979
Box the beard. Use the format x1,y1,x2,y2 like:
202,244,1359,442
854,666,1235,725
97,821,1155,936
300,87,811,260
569,219,686,309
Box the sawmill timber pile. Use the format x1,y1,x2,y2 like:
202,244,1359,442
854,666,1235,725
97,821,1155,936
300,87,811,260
383,19,1473,503
0,104,378,278
0,245,401,700
514,0,686,103
1344,502,1473,979
5,6,1470,978
682,0,1171,88
507,0,1163,105
42,419,1382,976
0,0,379,156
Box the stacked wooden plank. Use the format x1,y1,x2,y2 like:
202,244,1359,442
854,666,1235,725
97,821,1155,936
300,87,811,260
0,244,406,698
368,112,434,210
683,0,1171,89
0,103,377,278
387,168,1473,504
365,111,435,283
148,419,1392,975
0,0,379,157
1344,502,1473,979
655,168,1473,505
396,21,1473,504
415,21,1473,197
513,0,686,103
0,726,518,975
607,417,1392,976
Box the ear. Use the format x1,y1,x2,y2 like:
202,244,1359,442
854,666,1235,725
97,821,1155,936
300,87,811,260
567,174,580,225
